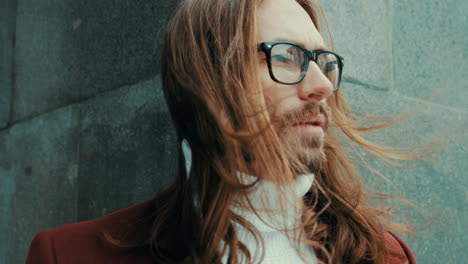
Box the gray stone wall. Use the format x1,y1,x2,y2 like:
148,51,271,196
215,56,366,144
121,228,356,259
0,1,180,263
323,0,467,263
0,0,466,263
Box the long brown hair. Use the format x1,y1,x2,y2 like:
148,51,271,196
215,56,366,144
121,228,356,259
150,0,430,263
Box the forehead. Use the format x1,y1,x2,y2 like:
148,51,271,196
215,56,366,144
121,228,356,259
256,0,325,50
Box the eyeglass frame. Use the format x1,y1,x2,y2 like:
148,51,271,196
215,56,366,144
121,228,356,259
257,41,344,92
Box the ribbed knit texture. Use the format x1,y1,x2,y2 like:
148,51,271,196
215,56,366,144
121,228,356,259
221,173,318,264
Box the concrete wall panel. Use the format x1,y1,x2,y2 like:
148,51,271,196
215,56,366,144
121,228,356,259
13,0,179,122
393,0,468,109
344,84,467,263
0,0,16,129
77,76,177,222
323,0,394,91
0,105,80,264
0,153,16,264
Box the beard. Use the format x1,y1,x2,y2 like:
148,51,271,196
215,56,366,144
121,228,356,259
272,101,331,173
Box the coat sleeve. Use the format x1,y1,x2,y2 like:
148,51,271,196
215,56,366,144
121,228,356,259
25,232,58,264
384,231,417,264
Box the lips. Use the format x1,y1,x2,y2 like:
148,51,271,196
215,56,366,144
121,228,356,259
292,114,326,128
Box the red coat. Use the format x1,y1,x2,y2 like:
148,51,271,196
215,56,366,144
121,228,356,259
26,187,417,264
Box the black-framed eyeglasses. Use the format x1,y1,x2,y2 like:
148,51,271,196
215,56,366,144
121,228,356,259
258,41,344,92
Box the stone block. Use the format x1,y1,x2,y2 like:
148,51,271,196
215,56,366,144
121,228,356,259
0,105,80,264
392,0,468,109
6,75,178,263
0,162,16,264
0,0,16,129
77,75,178,221
343,83,467,263
322,0,394,91
13,0,180,121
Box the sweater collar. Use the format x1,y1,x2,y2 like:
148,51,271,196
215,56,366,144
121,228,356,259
231,172,314,232
183,138,315,231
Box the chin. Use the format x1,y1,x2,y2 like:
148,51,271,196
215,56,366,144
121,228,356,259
281,132,327,173
300,148,326,173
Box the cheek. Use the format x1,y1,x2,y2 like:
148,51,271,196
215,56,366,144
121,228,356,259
262,84,295,117
260,65,276,105
259,63,272,88
259,64,301,117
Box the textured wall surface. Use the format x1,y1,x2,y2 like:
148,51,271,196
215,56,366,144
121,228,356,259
0,0,466,263
0,1,180,263
0,0,15,129
323,0,467,263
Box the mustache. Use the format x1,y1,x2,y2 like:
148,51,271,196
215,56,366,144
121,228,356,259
272,101,331,130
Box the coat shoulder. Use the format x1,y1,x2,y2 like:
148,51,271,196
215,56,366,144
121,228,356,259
26,197,159,264
383,231,417,264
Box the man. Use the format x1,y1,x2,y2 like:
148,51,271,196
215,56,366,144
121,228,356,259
26,0,417,263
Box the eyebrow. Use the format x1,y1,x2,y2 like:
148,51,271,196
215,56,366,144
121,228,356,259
272,38,326,51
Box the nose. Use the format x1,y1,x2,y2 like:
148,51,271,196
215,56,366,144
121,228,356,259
297,62,334,102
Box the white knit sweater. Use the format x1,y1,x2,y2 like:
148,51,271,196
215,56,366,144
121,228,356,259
222,173,318,264
182,140,318,264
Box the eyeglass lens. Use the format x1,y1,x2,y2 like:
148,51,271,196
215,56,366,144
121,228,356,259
270,43,340,90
